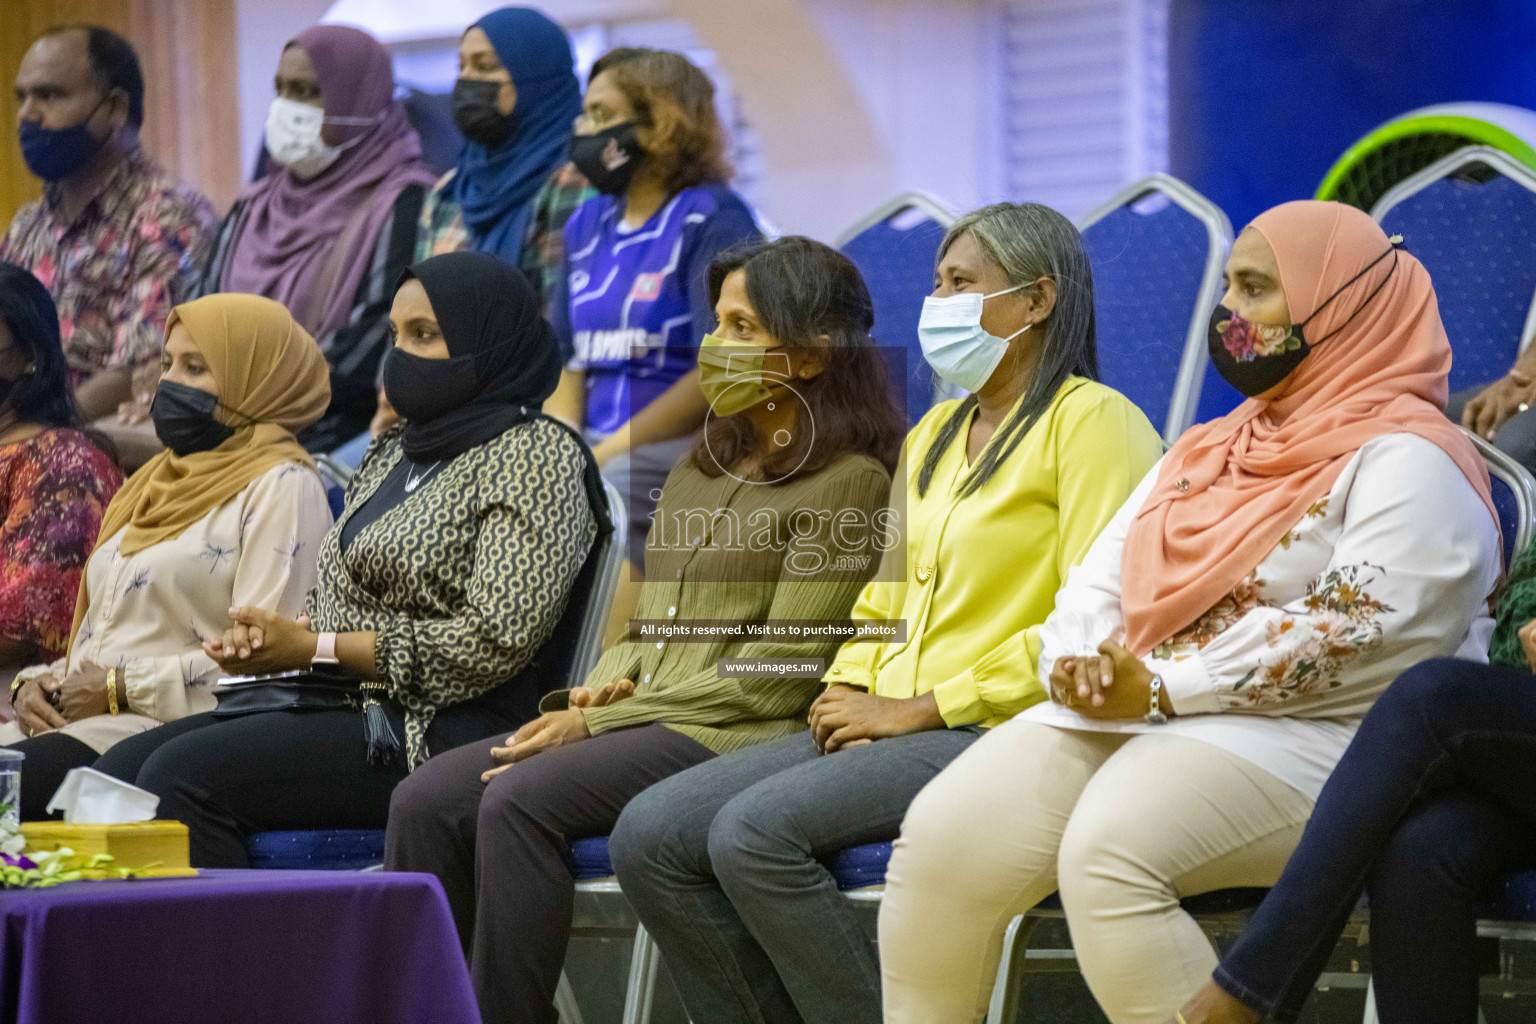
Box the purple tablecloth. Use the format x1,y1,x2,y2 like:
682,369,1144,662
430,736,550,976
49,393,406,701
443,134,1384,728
0,869,481,1024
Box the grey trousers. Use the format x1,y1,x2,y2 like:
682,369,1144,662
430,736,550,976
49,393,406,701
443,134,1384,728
609,727,982,1024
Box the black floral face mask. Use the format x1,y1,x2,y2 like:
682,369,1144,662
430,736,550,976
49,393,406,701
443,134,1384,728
1208,237,1402,398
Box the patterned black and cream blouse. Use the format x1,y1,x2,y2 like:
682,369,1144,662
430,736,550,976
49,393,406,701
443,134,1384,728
306,419,596,766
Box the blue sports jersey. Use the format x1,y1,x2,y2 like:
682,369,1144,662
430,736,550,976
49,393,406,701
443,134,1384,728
550,184,761,438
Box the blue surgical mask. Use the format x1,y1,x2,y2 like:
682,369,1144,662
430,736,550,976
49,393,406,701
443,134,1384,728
18,98,108,182
917,284,1032,393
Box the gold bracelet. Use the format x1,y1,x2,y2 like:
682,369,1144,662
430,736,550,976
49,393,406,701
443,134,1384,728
106,667,119,715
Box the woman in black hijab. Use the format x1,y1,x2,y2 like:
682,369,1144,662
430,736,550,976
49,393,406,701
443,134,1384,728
91,251,603,868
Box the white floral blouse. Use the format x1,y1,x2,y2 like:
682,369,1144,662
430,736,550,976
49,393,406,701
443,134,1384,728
1028,433,1501,799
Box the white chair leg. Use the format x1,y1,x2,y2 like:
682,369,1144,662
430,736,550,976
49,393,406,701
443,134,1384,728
621,923,661,1024
986,915,1030,1024
555,970,585,1024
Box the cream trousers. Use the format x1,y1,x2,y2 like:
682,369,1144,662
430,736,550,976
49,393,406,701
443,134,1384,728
877,719,1314,1024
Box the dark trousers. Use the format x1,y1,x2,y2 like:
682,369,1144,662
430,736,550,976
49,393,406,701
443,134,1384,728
1214,658,1536,1023
6,731,97,820
384,724,715,1024
608,727,981,1024
94,710,410,868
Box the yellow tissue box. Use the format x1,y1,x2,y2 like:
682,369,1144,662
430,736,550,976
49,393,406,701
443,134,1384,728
20,821,197,877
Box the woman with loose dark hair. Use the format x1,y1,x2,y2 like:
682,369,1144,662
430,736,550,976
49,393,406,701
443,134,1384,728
384,235,894,1024
694,236,904,481
0,263,120,679
548,46,760,642
608,202,1162,1024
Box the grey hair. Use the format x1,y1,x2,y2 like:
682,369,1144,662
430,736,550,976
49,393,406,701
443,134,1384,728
918,202,1099,497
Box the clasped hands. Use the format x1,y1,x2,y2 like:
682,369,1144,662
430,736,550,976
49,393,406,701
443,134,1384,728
1048,638,1162,720
807,686,943,755
13,661,115,736
203,607,319,675
481,680,636,782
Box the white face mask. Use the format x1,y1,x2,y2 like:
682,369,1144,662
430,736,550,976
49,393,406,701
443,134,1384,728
916,283,1033,394
264,97,376,180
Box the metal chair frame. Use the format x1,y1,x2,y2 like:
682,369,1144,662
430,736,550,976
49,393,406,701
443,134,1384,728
570,477,628,687
1076,173,1234,442
1370,145,1536,356
1468,429,1536,561
832,190,960,250
312,453,355,489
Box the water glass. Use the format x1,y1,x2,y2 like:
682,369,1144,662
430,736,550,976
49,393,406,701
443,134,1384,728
0,748,23,830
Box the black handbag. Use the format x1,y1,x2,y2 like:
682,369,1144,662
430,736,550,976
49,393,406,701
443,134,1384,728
212,667,402,765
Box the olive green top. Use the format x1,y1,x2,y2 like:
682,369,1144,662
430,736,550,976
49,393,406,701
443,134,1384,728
540,450,893,753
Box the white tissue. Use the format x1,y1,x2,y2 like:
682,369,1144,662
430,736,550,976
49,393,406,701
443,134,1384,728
45,767,159,824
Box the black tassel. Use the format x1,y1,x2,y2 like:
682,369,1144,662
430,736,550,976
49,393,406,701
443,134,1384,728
361,686,401,767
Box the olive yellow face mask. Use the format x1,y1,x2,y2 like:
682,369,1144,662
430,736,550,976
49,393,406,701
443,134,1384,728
697,334,792,417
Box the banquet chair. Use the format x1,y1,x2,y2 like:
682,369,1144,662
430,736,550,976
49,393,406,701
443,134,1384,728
835,191,960,425
243,476,626,871
1372,146,1536,396
1077,174,1234,441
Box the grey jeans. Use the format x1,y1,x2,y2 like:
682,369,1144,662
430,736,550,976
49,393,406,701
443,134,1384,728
609,727,982,1024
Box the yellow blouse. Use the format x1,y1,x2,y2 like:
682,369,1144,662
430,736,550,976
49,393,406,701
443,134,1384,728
822,377,1162,727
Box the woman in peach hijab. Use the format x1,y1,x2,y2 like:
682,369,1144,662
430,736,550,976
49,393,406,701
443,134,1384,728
875,201,1502,1024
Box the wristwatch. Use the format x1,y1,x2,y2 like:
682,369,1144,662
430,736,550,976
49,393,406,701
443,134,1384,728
311,632,340,667
1144,674,1169,726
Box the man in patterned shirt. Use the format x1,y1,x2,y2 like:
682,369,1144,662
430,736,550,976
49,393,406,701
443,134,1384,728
3,26,215,419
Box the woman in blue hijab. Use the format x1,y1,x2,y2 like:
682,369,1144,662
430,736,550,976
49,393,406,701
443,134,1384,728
416,7,592,313
330,7,596,470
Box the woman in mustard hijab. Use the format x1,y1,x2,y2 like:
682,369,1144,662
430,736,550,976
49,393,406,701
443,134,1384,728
2,294,333,819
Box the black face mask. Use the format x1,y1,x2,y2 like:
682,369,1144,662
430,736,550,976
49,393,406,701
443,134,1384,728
570,122,644,196
452,78,515,149
1208,240,1403,398
151,380,236,456
0,374,16,410
382,347,483,425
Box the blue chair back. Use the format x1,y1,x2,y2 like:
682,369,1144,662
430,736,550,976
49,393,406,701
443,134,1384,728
1374,146,1536,395
313,454,353,522
1467,429,1536,565
325,485,345,521
836,192,958,425
1077,175,1233,442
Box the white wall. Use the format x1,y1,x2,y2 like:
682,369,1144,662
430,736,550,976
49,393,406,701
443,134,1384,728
801,0,993,221
234,0,336,184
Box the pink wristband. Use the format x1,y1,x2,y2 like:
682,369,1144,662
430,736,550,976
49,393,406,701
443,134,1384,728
312,632,340,666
